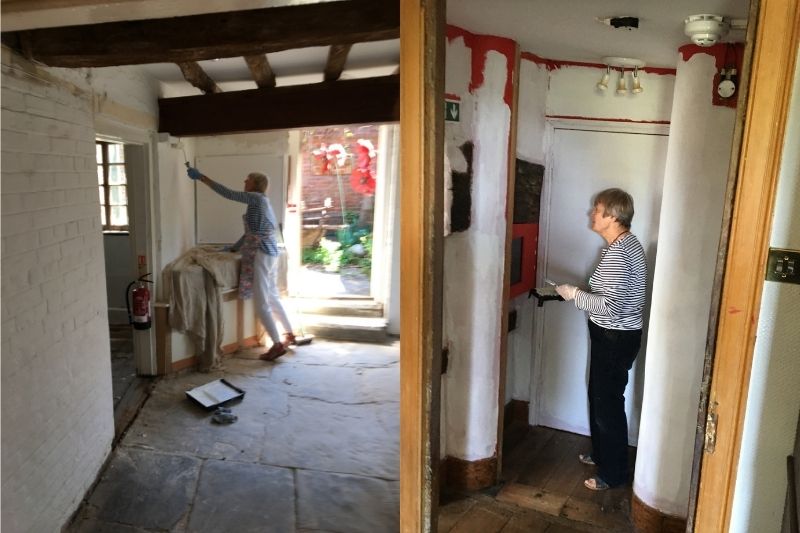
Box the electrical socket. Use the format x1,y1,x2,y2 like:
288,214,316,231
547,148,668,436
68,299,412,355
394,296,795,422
765,248,800,284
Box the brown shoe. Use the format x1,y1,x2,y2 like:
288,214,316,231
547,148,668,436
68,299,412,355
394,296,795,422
284,333,313,346
260,342,286,361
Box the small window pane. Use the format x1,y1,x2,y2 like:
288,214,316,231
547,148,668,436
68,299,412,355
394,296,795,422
96,144,103,164
98,165,105,185
108,144,124,163
110,206,128,226
108,165,126,185
99,186,105,205
109,185,127,206
100,208,107,226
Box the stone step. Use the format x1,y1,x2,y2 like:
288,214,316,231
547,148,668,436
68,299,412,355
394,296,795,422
294,314,388,343
287,297,384,318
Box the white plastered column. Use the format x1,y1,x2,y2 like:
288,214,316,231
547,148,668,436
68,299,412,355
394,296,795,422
633,51,737,516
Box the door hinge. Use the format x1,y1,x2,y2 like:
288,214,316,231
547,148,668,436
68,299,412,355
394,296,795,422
704,400,718,454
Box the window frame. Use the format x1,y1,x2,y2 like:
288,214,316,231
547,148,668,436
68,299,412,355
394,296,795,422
97,140,129,233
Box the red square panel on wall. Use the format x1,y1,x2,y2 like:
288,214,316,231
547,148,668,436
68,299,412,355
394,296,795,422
509,223,538,299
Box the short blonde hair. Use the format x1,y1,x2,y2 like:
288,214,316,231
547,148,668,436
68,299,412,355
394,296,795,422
248,172,269,193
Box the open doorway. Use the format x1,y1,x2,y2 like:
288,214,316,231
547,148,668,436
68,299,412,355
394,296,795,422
97,138,155,440
285,123,399,342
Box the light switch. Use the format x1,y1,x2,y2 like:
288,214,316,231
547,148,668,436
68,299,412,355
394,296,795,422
765,248,800,285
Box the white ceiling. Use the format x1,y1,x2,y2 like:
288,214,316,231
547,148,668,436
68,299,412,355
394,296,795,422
447,0,750,68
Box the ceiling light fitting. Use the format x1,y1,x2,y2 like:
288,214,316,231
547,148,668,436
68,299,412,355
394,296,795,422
596,58,645,95
596,66,611,91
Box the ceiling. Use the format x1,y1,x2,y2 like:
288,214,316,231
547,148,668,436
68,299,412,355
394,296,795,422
0,0,751,134
2,0,750,92
447,0,750,68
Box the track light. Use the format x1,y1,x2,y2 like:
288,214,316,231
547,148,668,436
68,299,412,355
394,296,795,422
596,66,611,91
616,69,627,94
598,57,645,96
631,66,643,94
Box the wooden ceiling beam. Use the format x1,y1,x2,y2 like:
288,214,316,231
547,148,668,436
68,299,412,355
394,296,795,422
324,44,353,82
176,61,221,94
0,0,399,68
244,54,276,89
158,75,399,137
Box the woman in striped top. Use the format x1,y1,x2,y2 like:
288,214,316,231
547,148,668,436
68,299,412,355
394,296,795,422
188,167,303,362
555,188,647,491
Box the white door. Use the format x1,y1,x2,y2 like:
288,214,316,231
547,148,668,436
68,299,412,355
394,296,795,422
537,127,667,444
195,154,285,244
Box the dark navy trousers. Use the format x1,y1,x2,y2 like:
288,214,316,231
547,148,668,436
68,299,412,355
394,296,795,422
587,320,642,487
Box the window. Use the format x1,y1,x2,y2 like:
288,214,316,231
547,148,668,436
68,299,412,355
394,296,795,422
96,141,129,232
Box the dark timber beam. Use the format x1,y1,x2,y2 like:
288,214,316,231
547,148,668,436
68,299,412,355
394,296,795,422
158,75,399,137
324,44,353,82
244,54,276,88
0,0,399,68
176,61,221,94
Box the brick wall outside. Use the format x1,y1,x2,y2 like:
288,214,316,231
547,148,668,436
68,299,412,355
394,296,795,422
299,126,379,222
1,67,114,531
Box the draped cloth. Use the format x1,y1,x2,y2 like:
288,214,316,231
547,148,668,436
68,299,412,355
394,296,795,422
162,246,240,371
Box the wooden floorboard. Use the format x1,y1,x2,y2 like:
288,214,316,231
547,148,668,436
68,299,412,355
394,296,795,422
441,426,635,532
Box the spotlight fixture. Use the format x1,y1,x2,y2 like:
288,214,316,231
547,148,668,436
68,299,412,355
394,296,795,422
616,69,627,94
631,66,643,94
599,57,645,96
597,66,611,91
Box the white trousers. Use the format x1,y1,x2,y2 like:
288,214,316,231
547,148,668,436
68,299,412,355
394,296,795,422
253,251,292,343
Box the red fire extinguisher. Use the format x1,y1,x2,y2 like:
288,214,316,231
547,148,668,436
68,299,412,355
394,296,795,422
126,273,153,330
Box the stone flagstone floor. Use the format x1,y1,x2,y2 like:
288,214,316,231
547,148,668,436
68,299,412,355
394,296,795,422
68,339,400,533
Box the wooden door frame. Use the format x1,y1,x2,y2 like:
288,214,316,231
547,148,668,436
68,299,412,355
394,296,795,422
693,0,800,530
399,1,445,532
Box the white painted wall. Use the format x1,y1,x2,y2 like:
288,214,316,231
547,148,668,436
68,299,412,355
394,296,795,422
443,32,512,460
506,59,549,407
547,66,675,121
633,51,737,517
1,50,159,531
730,45,800,533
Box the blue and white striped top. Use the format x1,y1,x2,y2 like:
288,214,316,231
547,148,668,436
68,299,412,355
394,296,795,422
208,181,279,256
574,232,647,330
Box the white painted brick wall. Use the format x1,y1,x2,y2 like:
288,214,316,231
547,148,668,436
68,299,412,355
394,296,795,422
1,64,114,532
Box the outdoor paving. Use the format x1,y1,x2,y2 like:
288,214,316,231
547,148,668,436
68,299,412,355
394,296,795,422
68,339,400,533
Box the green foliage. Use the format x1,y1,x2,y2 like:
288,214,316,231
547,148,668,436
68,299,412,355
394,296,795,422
303,232,372,275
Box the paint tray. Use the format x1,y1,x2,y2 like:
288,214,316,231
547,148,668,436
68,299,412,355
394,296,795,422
529,287,565,307
185,379,245,410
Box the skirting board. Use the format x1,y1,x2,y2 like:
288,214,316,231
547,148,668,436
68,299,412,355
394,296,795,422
442,455,498,492
631,492,687,532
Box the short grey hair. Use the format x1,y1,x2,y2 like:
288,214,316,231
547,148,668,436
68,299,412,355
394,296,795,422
248,172,269,193
594,188,634,229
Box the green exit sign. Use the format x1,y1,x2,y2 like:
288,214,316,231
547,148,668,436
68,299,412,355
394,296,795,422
445,100,460,122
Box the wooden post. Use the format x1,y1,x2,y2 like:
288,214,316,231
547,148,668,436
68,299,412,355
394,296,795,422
400,1,444,531
693,0,800,530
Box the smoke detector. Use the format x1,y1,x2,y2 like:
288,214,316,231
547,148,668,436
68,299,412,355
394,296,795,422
684,14,730,47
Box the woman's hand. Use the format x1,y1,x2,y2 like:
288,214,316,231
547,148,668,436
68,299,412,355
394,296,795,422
556,284,578,301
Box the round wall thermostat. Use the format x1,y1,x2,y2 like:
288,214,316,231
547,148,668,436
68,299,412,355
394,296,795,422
718,79,736,98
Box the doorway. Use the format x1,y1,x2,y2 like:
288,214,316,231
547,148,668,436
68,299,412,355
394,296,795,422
535,126,668,441
97,137,155,440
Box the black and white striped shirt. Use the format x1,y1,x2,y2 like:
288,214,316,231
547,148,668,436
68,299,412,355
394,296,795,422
574,233,647,330
208,181,279,256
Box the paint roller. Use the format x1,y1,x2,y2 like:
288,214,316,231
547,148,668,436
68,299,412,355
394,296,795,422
162,133,190,168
